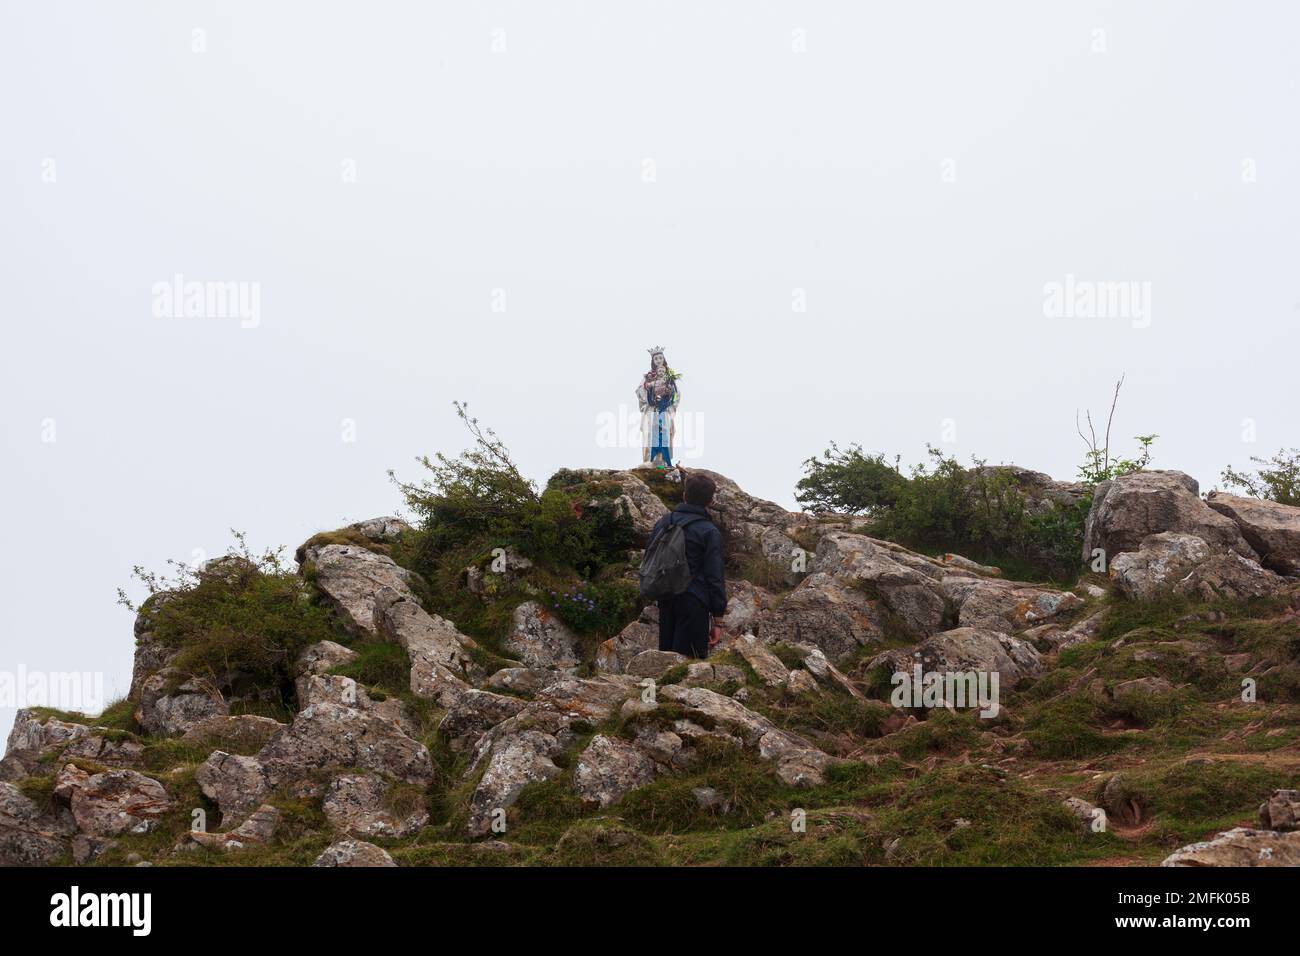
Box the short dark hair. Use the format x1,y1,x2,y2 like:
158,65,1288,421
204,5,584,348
683,473,717,507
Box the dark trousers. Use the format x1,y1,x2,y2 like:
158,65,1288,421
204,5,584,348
658,592,710,659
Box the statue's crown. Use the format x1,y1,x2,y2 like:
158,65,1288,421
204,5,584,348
647,345,666,356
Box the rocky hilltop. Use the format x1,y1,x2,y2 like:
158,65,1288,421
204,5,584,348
3,467,1300,867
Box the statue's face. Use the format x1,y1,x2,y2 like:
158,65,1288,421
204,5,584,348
652,353,666,370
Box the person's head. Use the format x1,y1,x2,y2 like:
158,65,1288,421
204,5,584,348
683,473,716,507
649,348,666,371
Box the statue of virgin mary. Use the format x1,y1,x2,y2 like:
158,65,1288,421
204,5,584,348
635,346,680,468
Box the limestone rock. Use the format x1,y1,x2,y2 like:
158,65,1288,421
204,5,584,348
466,728,566,837
532,675,642,722
293,640,359,701
135,670,228,738
786,669,820,695
625,649,689,678
717,580,775,636
732,634,789,687
942,577,1083,632
787,643,864,698
1112,676,1176,706
868,627,1043,690
573,735,657,808
195,752,270,829
257,702,434,788
0,710,92,780
0,782,74,865
304,543,423,636
1050,608,1107,650
314,839,397,867
1206,492,1300,575
505,601,579,668
596,619,658,674
682,661,747,688
187,804,282,851
129,593,181,699
55,764,172,837
180,714,283,753
437,690,528,751
323,772,428,839
374,585,479,703
484,667,558,696
1110,532,1211,600
1172,551,1286,601
657,685,836,786
1083,470,1256,564
1161,827,1300,867
1259,790,1300,831
50,734,140,776
1063,796,1104,832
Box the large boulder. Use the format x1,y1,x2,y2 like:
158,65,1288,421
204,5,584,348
466,727,567,838
0,782,74,865
867,627,1043,691
180,714,283,753
942,577,1082,632
1172,551,1286,601
437,690,528,752
129,594,180,699
1206,492,1300,575
717,580,775,636
1110,532,1212,600
195,752,270,829
1259,790,1300,831
610,473,672,536
732,635,790,687
532,675,641,721
0,710,92,780
256,702,434,788
1083,471,1257,565
293,640,359,702
54,764,172,837
595,617,658,674
625,650,689,678
655,685,837,786
761,532,947,662
374,586,479,703
296,675,417,736
573,735,657,808
1161,827,1300,866
135,671,228,738
504,601,580,668
186,804,282,852
302,544,423,636
314,839,397,867
322,772,428,839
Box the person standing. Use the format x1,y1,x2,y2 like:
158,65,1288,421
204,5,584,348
649,472,726,658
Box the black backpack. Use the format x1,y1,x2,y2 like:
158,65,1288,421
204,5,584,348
639,514,704,600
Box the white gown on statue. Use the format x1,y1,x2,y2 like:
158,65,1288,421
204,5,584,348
636,379,679,464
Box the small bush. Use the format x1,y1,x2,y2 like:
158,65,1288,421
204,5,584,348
117,534,346,710
1220,448,1300,505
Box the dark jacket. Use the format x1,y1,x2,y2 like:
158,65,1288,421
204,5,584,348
650,502,727,616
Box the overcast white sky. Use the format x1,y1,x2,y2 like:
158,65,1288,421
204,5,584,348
3,1,1298,739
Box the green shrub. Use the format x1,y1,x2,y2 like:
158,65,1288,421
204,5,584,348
543,579,639,636
117,533,345,709
394,404,639,584
797,445,1084,582
1220,448,1300,505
